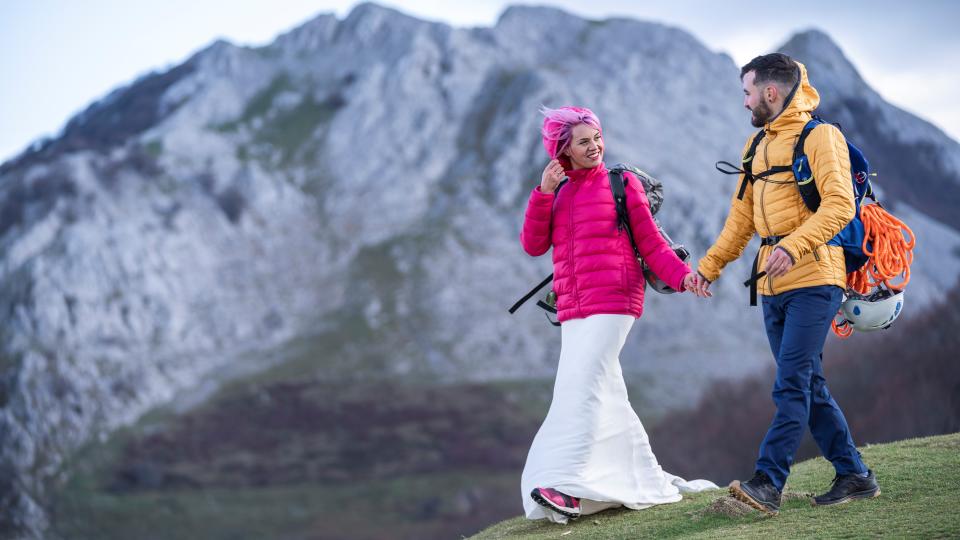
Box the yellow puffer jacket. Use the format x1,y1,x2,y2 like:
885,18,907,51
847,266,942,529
698,61,855,296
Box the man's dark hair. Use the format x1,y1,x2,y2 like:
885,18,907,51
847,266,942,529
740,53,799,88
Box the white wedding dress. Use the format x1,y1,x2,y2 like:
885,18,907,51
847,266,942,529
521,314,718,524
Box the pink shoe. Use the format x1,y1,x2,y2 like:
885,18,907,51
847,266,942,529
530,487,581,518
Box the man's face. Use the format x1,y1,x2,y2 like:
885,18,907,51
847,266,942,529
742,71,773,128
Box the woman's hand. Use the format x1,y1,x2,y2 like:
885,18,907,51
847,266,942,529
683,273,697,295
540,159,565,194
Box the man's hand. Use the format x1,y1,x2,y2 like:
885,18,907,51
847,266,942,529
764,247,794,278
691,272,713,298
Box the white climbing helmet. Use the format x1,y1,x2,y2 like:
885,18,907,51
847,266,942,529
840,288,905,332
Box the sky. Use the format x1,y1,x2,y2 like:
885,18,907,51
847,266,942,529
2,0,958,163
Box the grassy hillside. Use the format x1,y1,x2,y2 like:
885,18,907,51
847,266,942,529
471,433,960,539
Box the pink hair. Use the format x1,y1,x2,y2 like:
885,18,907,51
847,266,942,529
540,105,602,169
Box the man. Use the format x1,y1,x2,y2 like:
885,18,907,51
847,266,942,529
693,53,879,515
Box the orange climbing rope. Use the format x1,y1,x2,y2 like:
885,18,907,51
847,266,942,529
832,317,854,338
849,203,915,294
832,202,916,338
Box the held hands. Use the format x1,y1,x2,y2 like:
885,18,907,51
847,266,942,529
687,272,713,298
540,159,565,194
764,247,794,278
685,249,792,299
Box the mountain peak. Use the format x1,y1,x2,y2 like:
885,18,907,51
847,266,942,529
496,4,587,30
272,12,338,52
782,28,840,52
334,1,444,45
345,1,431,28
778,28,866,94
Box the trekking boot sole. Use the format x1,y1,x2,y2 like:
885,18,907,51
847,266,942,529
811,487,881,506
530,490,581,519
729,480,779,516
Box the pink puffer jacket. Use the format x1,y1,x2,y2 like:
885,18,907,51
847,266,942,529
520,163,690,322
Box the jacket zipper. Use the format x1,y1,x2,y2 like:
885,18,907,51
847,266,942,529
760,131,776,295
569,181,579,316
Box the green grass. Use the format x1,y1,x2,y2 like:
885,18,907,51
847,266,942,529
214,73,292,132
209,71,343,166
471,433,960,539
254,95,342,164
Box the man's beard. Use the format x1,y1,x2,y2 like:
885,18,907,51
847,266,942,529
750,99,773,127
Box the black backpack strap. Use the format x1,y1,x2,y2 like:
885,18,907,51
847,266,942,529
535,300,561,326
609,169,642,260
555,177,568,195
744,253,765,307
792,118,825,212
738,130,767,199
716,130,767,200
742,235,786,306
508,273,553,314
508,275,561,327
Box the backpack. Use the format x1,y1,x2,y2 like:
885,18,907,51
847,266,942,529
716,116,876,305
508,164,689,325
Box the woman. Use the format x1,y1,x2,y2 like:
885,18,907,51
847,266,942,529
519,106,717,524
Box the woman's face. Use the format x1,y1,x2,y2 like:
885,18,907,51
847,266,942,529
563,123,603,170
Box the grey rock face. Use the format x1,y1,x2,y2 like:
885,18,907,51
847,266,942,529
1,5,958,537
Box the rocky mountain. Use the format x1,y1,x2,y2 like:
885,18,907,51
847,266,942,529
2,3,959,537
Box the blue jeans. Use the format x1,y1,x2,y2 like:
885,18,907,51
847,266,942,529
756,285,867,490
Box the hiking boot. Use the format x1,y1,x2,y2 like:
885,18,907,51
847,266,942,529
729,471,781,515
530,487,581,518
812,469,880,506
